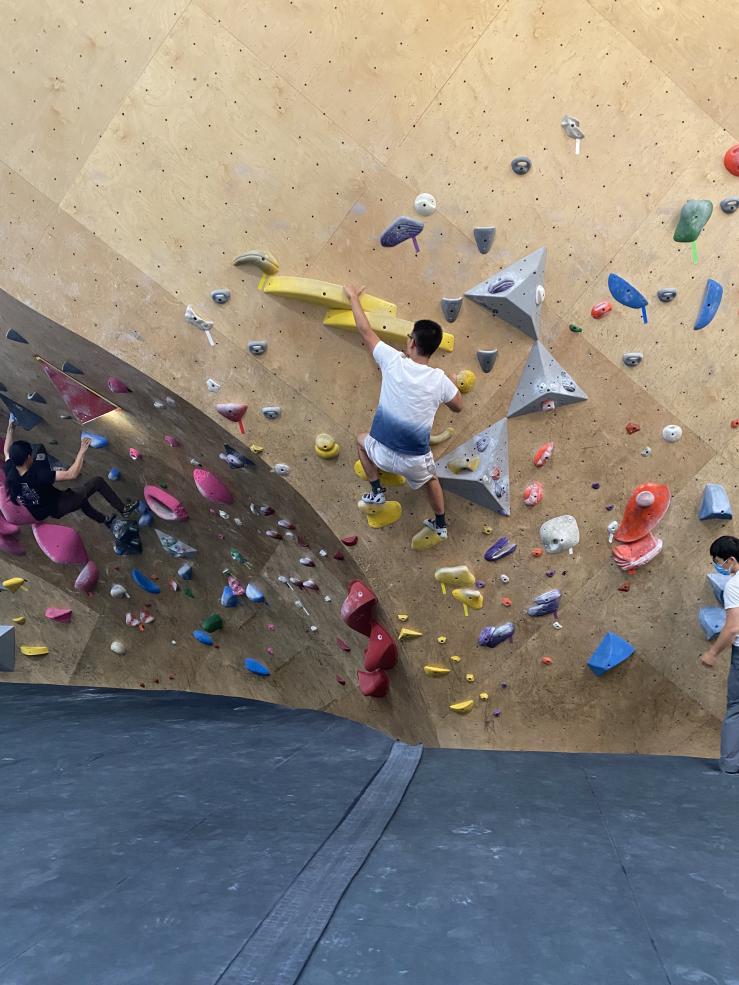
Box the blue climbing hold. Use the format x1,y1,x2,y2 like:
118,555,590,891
246,582,265,603
81,431,108,449
608,273,649,323
693,279,723,330
706,571,729,604
138,510,153,528
108,467,121,482
131,569,160,594
698,483,732,521
220,585,240,607
193,629,213,646
244,657,270,676
698,606,726,641
62,361,83,375
587,632,634,676
178,562,193,580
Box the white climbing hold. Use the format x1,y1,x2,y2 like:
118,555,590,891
552,621,562,630
206,379,221,393
641,446,652,457
110,640,126,655
110,584,130,599
414,193,437,216
272,463,290,475
185,304,215,345
500,574,510,584
662,425,683,443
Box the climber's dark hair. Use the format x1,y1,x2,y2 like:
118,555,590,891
412,319,443,357
4,440,32,505
710,536,739,563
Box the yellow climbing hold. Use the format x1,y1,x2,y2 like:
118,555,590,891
397,614,409,622
399,627,423,641
479,691,489,701
2,578,26,593
424,665,451,677
353,460,405,485
456,369,477,394
450,654,462,663
21,645,49,657
315,433,340,459
250,444,264,454
446,454,480,475
260,276,396,314
449,699,475,714
465,673,475,683
11,616,26,625
411,526,442,551
324,309,455,353
482,525,494,535
434,566,475,588
357,499,402,529
437,635,447,644
429,426,454,447
452,588,484,610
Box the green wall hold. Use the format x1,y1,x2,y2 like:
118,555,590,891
673,199,713,242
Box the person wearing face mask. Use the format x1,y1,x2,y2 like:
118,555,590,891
700,536,739,773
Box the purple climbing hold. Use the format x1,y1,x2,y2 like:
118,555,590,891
32,523,89,565
484,537,517,562
527,589,560,617
478,622,515,648
380,216,424,253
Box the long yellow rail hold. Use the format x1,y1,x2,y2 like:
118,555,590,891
323,309,455,353
259,275,396,314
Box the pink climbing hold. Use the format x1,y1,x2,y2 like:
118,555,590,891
164,435,181,447
74,560,99,594
192,468,234,505
45,607,72,623
144,485,189,522
216,403,248,434
357,668,390,698
340,580,377,636
33,523,89,565
363,622,397,672
523,481,544,507
129,448,142,461
341,535,358,546
107,377,131,394
0,515,20,537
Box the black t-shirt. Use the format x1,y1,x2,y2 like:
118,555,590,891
15,448,60,520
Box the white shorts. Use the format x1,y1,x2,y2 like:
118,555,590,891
364,435,437,490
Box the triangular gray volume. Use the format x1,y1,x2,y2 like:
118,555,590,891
0,393,45,430
464,246,546,340
436,418,510,515
507,341,587,418
62,361,84,374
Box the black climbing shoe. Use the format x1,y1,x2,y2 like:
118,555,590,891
121,499,138,518
103,514,115,528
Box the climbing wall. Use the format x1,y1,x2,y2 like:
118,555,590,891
0,0,737,754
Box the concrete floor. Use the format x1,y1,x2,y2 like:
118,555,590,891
1,684,737,985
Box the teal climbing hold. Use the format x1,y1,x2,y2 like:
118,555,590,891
693,279,723,330
131,569,160,594
193,629,213,646
244,657,270,676
587,632,634,676
608,274,648,323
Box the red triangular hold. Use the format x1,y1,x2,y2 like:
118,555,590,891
363,622,397,671
340,580,377,636
35,357,120,425
357,669,390,697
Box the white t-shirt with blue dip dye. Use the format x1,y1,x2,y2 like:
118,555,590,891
369,342,458,456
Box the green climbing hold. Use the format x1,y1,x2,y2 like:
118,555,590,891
673,199,713,243
569,323,583,334
230,549,246,564
183,585,194,598
201,613,223,633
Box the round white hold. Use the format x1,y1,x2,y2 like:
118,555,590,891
662,424,683,443
414,193,437,216
635,490,655,508
110,640,126,655
535,285,545,305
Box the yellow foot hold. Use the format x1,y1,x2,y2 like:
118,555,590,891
447,454,480,475
465,673,475,683
353,460,406,486
250,444,264,454
424,665,451,677
411,526,442,551
357,499,402,528
450,699,475,714
434,565,475,588
315,433,340,459
429,426,454,447
2,577,26,593
21,645,49,657
399,627,423,641
452,587,484,610
455,369,477,394
233,250,279,274
11,616,26,624
479,691,489,701
325,309,454,353
397,613,409,622
450,654,462,663
260,276,396,314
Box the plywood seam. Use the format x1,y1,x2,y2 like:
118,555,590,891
0,158,60,261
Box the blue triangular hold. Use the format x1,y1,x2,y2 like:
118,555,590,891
587,631,635,676
6,328,28,344
698,483,732,521
698,606,725,641
706,572,729,604
61,361,83,374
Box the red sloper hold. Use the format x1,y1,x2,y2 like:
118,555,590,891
216,403,248,433
724,143,739,177
340,580,377,636
341,535,358,546
614,483,671,543
46,607,73,622
36,357,120,425
363,622,397,671
357,669,390,698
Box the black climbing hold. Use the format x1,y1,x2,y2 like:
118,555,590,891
6,329,28,344
27,392,46,404
62,361,84,374
657,289,677,303
0,394,45,430
511,156,532,175
440,298,463,323
473,227,495,255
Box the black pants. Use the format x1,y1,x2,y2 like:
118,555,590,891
50,477,125,524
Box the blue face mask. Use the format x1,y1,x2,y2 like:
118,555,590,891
714,560,731,576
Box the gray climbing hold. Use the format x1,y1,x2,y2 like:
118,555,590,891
511,156,532,175
26,392,46,404
248,341,267,356
657,289,677,302
436,418,510,516
61,361,83,374
6,329,27,344
0,394,44,431
707,571,729,604
622,352,643,367
211,289,231,304
561,114,584,140
699,484,732,521
465,247,547,341
699,606,725,641
720,198,739,214
262,406,281,420
0,625,16,672
507,341,588,418
473,227,495,255
440,298,463,323
476,349,498,374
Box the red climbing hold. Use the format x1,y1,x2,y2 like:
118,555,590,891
363,622,397,672
501,597,513,607
357,668,390,698
615,483,671,543
625,422,640,435
731,420,739,430
618,582,631,592
336,675,347,686
33,522,89,565
216,403,248,433
591,301,612,319
333,550,345,561
340,535,358,546
336,637,351,652
340,580,377,636
541,656,553,665
724,143,739,177
45,607,72,622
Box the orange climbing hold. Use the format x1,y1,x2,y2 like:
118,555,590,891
501,597,512,607
541,656,553,665
625,422,640,435
615,484,671,543
531,547,543,558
